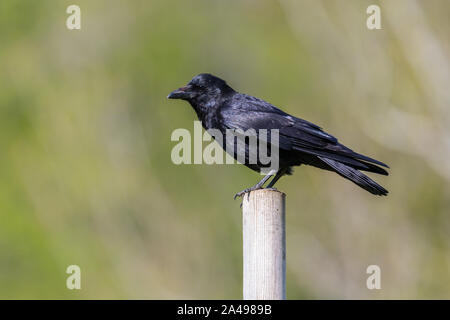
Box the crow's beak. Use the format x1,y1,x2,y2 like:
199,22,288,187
167,86,190,99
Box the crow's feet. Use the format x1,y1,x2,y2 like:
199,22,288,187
234,187,262,200
235,187,279,208
234,186,279,200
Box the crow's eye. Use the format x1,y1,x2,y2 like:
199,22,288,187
190,83,202,90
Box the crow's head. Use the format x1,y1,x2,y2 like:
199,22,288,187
167,73,233,102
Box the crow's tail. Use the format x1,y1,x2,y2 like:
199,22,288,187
318,156,388,196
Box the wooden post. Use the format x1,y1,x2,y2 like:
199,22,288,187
242,189,286,300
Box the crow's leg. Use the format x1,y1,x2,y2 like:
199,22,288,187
265,167,288,189
234,170,275,200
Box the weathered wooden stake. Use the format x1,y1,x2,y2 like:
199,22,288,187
242,189,286,300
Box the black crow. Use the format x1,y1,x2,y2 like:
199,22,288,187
168,73,389,198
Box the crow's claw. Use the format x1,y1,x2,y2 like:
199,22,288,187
234,189,249,200
234,186,266,200
234,188,252,200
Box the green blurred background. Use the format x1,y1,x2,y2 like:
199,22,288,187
0,0,449,299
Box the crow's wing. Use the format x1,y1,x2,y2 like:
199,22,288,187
222,94,337,147
221,95,388,174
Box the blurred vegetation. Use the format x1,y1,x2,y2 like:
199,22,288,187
0,0,449,299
